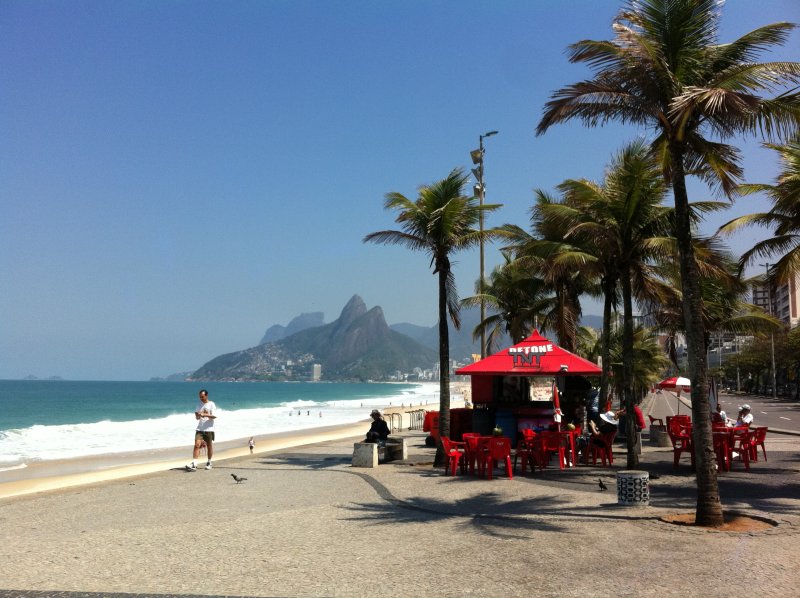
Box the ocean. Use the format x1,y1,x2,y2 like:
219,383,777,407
0,380,444,470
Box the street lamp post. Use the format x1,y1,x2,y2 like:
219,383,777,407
471,130,498,359
761,262,778,399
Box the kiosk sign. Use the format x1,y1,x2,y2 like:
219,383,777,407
509,343,553,367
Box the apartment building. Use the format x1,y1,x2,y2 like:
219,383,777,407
752,267,800,329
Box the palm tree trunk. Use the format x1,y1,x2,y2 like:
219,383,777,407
600,277,614,415
621,264,638,468
434,267,451,468
670,143,724,527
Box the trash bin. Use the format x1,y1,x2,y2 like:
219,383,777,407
616,470,649,506
648,424,671,447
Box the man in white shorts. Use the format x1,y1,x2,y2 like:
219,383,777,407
186,389,217,471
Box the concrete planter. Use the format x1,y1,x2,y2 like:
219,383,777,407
648,425,671,447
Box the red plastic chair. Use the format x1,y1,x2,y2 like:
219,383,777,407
440,436,465,476
589,430,616,467
538,431,570,470
648,415,664,427
712,431,730,472
750,427,768,462
484,437,513,480
515,429,538,475
462,433,486,476
668,422,694,470
729,428,752,472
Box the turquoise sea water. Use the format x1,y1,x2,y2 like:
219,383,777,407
0,380,438,467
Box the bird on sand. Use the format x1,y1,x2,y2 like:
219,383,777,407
598,478,608,491
231,473,248,484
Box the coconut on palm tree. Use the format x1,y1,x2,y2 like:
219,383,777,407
364,168,503,466
537,0,800,527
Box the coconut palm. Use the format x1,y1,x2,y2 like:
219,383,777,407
537,0,800,527
607,325,671,403
461,254,555,351
543,140,674,467
500,190,595,353
364,168,503,466
719,138,800,283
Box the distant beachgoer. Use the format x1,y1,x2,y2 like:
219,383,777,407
186,389,217,471
365,409,390,445
319,411,322,417
298,410,301,416
248,437,255,454
307,410,310,416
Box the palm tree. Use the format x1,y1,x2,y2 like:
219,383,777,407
719,138,800,283
537,0,800,527
461,254,555,351
544,140,674,467
364,168,503,466
501,190,594,352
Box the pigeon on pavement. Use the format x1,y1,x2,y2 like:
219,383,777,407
598,478,608,491
231,473,248,484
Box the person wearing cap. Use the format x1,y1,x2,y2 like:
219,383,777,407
365,409,390,445
735,405,754,427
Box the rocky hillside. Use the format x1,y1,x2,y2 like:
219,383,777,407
190,295,437,381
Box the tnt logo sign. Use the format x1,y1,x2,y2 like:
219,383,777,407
509,344,553,367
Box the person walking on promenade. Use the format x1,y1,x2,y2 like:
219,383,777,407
248,437,255,454
186,389,217,471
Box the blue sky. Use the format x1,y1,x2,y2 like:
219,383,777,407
2,0,798,380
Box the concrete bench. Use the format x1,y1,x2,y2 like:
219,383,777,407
352,438,407,468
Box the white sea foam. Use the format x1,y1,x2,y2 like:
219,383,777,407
0,382,442,466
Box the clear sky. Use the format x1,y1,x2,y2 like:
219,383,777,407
2,0,798,381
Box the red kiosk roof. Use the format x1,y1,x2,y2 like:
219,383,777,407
455,330,602,376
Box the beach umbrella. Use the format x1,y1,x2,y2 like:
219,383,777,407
657,376,691,391
552,379,562,428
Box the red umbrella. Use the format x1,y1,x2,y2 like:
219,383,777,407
552,379,562,429
657,376,691,391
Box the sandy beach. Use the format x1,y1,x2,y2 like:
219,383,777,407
1,394,799,597
0,395,466,501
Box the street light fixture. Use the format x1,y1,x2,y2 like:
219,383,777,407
471,130,498,359
761,262,778,399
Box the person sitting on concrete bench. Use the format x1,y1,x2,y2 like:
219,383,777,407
365,409,390,445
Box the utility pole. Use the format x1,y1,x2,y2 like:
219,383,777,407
470,130,498,359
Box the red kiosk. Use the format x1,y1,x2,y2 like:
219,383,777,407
455,330,602,444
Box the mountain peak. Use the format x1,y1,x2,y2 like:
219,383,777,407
336,295,367,330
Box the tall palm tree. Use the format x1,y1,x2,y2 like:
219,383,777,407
544,140,674,467
719,138,800,283
537,0,800,527
501,190,594,352
364,168,503,466
461,254,555,351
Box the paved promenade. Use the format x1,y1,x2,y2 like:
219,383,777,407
1,405,799,598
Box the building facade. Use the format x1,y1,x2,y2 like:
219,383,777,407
752,267,800,329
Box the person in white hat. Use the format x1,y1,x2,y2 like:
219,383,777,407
735,405,753,427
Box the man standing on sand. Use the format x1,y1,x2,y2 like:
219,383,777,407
186,389,217,471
